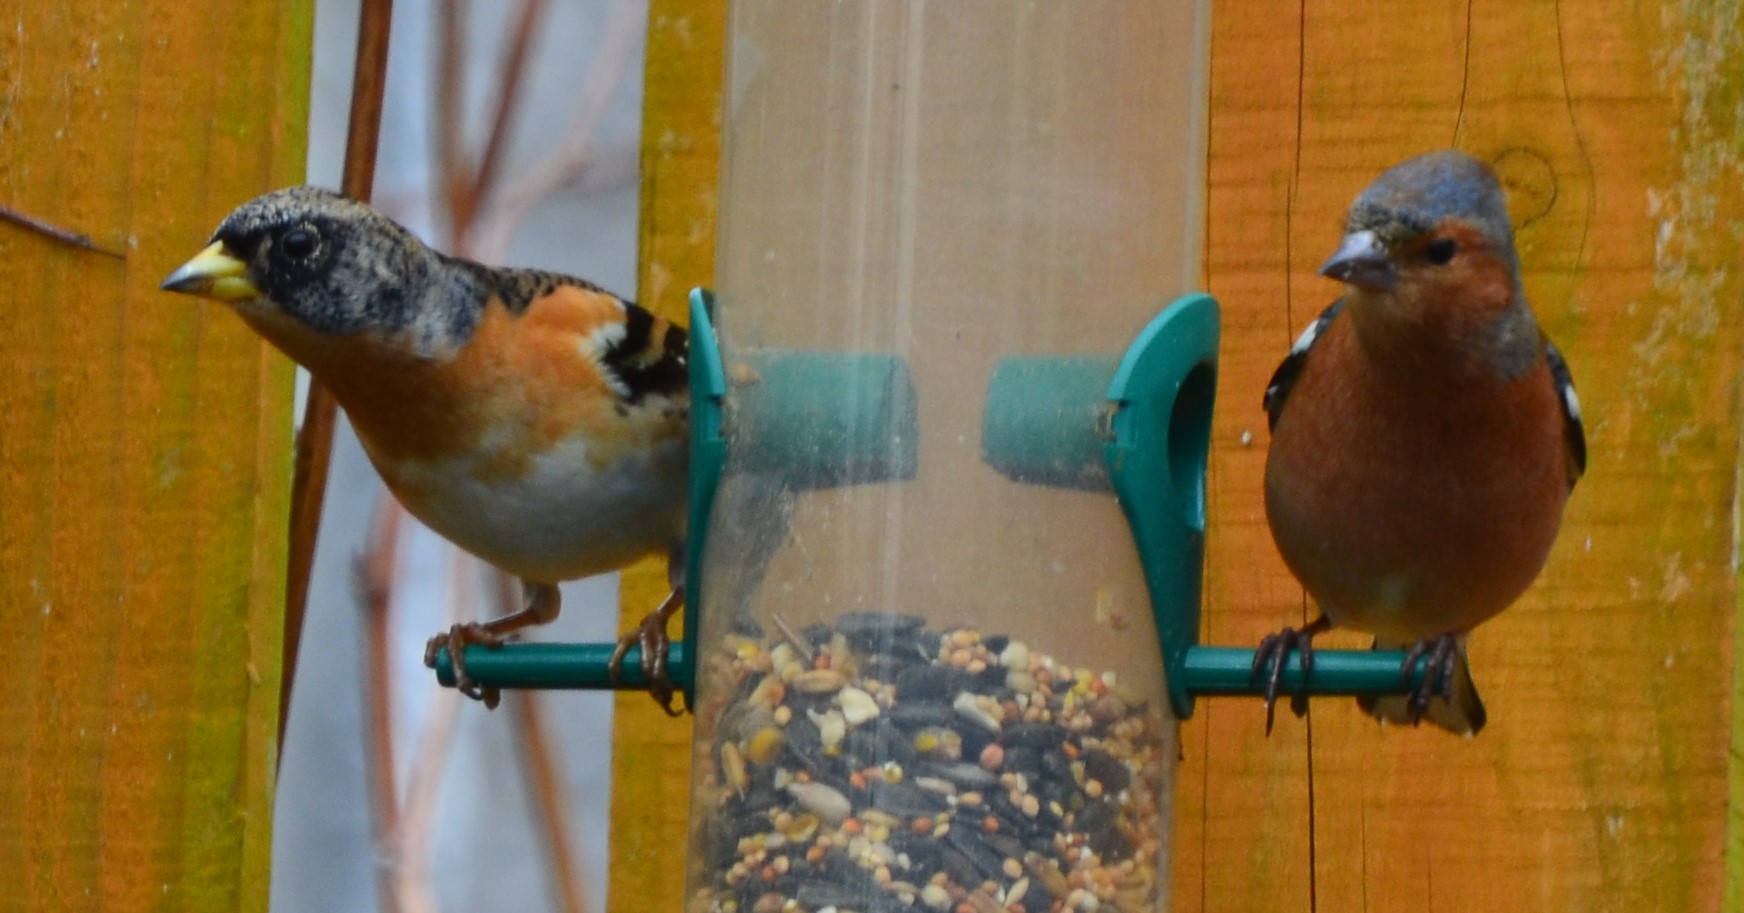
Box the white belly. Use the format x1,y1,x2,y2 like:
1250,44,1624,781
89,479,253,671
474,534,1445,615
372,435,688,584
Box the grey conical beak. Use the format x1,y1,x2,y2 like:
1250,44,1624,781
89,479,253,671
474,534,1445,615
1318,230,1397,291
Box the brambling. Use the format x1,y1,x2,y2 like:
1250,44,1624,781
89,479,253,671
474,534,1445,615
163,187,689,713
1252,150,1586,735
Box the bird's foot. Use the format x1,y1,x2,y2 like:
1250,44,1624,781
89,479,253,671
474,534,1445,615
424,624,504,709
609,589,686,717
1251,616,1333,734
1398,633,1461,724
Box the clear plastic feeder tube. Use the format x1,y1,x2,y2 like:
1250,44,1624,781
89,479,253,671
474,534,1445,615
688,3,1208,912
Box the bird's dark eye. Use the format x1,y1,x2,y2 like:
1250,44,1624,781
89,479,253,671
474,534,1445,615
280,227,320,260
1424,237,1457,265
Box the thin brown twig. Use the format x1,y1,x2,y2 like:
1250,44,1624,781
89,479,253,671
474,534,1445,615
469,0,644,260
397,545,473,913
454,0,551,250
282,395,335,744
377,8,630,912
503,570,591,913
342,0,395,202
282,0,397,749
434,0,468,242
357,494,406,913
0,204,125,258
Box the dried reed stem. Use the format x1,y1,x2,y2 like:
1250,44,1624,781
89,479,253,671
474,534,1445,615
283,0,396,747
434,0,469,235
469,0,645,260
501,570,593,913
358,494,406,913
396,546,474,913
455,0,551,247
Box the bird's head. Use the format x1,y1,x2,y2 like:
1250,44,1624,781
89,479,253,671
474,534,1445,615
1319,150,1525,338
162,186,443,344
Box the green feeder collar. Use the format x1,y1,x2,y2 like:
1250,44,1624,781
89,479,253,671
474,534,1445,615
1102,293,1219,719
679,287,730,702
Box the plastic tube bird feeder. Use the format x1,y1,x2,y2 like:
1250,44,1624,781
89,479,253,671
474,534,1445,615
683,4,1208,911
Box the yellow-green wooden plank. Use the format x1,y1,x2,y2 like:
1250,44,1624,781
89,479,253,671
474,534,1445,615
610,2,725,912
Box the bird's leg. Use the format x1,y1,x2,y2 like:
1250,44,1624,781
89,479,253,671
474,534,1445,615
610,586,685,716
1251,615,1334,734
423,580,561,709
609,542,688,716
1400,632,1461,722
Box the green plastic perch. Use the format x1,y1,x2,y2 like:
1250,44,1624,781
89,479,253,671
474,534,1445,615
431,642,687,691
429,641,1424,697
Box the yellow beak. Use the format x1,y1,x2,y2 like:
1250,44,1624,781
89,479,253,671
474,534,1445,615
160,242,262,302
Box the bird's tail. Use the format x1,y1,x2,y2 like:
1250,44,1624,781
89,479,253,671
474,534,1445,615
1357,637,1487,735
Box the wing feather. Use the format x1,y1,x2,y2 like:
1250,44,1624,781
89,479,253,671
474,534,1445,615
1264,300,1344,431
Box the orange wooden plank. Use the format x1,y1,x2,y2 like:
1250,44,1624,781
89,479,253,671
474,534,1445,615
1175,2,1315,910
1191,1,1739,911
0,2,310,912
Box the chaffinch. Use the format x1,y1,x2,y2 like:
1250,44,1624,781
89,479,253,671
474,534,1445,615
163,187,689,713
1253,150,1585,735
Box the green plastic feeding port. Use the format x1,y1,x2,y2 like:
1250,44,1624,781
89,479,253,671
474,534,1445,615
718,353,919,489
981,292,1219,718
431,288,918,701
685,285,920,647
983,358,1120,491
984,293,1426,719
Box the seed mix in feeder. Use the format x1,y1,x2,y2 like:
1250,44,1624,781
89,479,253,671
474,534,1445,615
692,612,1170,913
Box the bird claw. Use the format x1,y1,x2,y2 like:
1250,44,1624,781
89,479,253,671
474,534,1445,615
610,610,685,717
424,623,504,710
1399,634,1460,724
1250,617,1329,734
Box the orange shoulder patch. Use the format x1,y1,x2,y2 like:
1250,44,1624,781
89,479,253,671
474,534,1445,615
516,283,634,361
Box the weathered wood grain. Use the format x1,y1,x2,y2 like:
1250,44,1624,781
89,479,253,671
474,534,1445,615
0,2,311,912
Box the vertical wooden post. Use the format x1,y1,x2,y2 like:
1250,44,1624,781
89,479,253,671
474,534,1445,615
1181,1,1743,911
611,2,726,911
0,3,311,912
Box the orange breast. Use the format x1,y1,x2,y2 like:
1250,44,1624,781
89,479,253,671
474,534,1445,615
1263,315,1570,641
